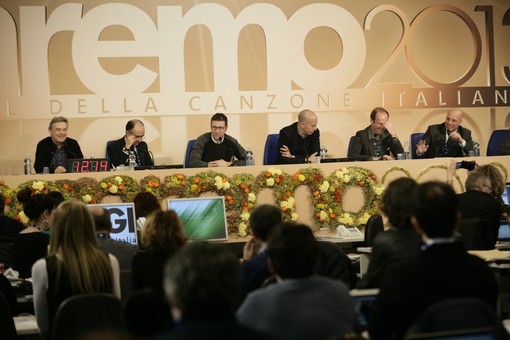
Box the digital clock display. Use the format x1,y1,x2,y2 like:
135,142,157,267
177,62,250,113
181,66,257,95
68,158,110,173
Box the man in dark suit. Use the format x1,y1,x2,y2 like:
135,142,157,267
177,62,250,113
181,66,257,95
277,109,320,164
241,204,282,296
458,172,502,249
368,181,499,340
107,119,154,168
416,109,474,158
349,107,403,161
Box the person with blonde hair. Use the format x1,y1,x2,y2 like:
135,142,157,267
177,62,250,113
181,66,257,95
31,199,120,336
132,210,188,293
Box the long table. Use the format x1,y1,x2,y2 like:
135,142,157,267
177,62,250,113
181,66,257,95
1,156,508,242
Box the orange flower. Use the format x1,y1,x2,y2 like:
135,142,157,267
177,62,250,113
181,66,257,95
244,188,250,193
275,177,281,184
0,180,4,185
153,182,159,188
181,180,186,186
316,212,321,218
281,207,288,212
5,197,11,205
176,174,184,180
240,183,246,189
228,199,235,205
265,171,272,177
193,177,200,184
225,195,233,201
148,180,154,187
14,214,20,221
329,213,336,219
359,181,365,187
107,183,113,188
222,177,227,182
118,184,125,191
312,191,319,196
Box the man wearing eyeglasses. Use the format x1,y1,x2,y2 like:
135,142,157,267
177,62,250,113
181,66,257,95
107,119,154,168
189,113,247,168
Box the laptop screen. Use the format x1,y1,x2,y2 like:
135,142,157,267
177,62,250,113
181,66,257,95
167,197,229,242
87,203,138,245
498,183,510,241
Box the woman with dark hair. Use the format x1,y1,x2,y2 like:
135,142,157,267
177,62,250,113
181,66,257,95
32,199,120,336
133,192,161,218
12,188,62,278
357,177,422,288
132,210,187,293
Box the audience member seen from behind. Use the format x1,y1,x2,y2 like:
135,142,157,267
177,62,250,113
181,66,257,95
241,204,283,296
277,109,320,164
133,191,161,218
132,210,187,294
189,112,247,168
158,242,273,340
31,199,120,337
415,109,474,158
473,164,510,218
34,116,84,174
237,223,356,340
357,177,421,289
107,119,154,168
90,207,139,271
457,172,502,249
348,107,404,161
12,188,60,278
0,193,23,238
368,182,499,340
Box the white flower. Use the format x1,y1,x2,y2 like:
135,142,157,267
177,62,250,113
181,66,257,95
319,210,328,221
223,182,231,190
238,222,248,237
291,212,298,221
114,176,123,184
109,185,118,194
319,180,330,193
266,178,275,186
274,168,282,175
248,192,256,202
341,175,351,183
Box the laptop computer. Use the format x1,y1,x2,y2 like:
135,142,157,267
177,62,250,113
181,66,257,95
87,202,138,245
167,196,229,242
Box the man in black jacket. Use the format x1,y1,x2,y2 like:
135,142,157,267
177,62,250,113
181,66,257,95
107,119,154,168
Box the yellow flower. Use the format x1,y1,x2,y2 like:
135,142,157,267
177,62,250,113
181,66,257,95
240,211,250,221
82,194,92,203
238,222,248,237
223,182,231,190
191,184,198,191
266,178,275,186
374,185,384,196
291,212,298,221
114,176,123,184
319,180,330,193
358,212,371,225
100,182,107,189
32,181,45,191
274,168,282,176
109,185,118,194
247,192,256,202
339,213,354,225
319,210,328,221
19,211,29,225
298,174,306,181
316,203,325,209
341,175,351,183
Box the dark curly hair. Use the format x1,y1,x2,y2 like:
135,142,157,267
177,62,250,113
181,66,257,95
380,177,418,229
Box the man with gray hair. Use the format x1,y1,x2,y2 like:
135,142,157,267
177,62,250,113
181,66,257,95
34,116,83,174
458,171,502,248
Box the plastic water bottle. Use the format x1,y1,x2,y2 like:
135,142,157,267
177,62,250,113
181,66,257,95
473,139,480,157
246,148,255,166
128,151,137,169
320,145,328,160
403,141,411,160
24,154,32,175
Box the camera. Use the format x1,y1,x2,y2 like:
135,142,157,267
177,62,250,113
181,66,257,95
455,161,476,171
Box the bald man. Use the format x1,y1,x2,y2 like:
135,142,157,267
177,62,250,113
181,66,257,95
277,109,320,164
416,109,474,158
107,119,154,168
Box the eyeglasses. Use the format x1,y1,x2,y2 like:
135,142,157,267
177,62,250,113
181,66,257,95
211,125,226,131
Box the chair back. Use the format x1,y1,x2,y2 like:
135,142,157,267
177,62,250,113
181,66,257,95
410,133,425,159
405,297,506,339
263,134,279,165
487,129,508,156
347,136,355,157
364,214,384,247
458,217,494,250
184,139,196,168
105,140,115,159
51,293,125,340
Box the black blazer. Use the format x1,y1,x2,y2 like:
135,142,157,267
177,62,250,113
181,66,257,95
348,126,403,160
419,123,473,158
34,137,83,173
276,122,320,164
107,137,153,167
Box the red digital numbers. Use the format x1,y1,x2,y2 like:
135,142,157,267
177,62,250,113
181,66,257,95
70,159,110,173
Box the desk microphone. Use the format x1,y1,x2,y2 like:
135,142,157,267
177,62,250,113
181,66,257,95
218,136,234,163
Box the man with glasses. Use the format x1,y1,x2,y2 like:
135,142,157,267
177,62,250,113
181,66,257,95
189,113,247,168
107,119,154,168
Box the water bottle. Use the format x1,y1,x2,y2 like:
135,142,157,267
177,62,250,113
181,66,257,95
24,154,32,175
473,139,480,157
403,141,411,160
128,151,137,169
246,148,255,166
320,145,328,160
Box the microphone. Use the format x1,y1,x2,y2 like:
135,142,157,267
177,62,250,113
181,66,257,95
292,146,310,163
219,136,235,163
